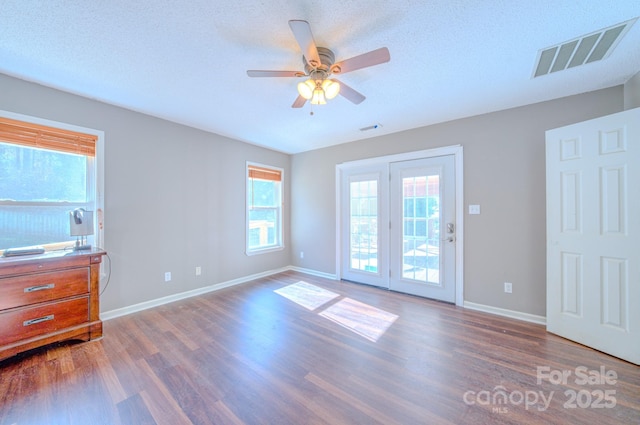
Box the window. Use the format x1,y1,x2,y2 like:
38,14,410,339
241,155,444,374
0,114,103,253
246,162,283,255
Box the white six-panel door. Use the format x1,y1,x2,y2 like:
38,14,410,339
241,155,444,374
546,107,639,365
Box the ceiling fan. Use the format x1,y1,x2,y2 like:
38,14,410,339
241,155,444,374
247,20,390,108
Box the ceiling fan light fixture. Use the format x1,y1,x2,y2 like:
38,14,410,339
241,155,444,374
310,86,327,105
322,79,340,99
297,79,315,100
299,78,339,105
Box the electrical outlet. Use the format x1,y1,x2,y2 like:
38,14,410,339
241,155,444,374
504,282,512,293
195,266,201,276
164,272,172,282
300,251,304,259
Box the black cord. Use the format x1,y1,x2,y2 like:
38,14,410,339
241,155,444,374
99,251,112,296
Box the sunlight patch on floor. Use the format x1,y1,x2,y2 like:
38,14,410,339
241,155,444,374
275,282,399,342
319,297,399,342
274,281,340,311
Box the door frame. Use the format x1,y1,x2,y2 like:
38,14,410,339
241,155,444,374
335,145,464,306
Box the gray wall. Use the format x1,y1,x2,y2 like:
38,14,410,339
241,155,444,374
624,71,640,109
1,71,627,318
290,87,624,317
0,73,291,313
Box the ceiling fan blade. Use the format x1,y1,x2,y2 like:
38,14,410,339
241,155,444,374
331,47,390,74
332,79,366,104
288,20,321,67
247,70,304,78
292,95,307,108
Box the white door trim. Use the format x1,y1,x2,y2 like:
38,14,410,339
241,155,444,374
335,145,464,306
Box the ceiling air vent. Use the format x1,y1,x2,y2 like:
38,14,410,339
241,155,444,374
533,18,637,78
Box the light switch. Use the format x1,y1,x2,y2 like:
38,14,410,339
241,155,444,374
469,204,481,215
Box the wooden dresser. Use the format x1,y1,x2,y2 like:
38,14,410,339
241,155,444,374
0,249,106,361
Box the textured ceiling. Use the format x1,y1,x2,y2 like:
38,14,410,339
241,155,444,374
1,1,639,154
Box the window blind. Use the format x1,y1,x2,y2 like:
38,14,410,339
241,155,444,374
0,117,97,157
248,164,282,182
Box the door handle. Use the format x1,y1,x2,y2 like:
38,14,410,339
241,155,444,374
443,222,455,242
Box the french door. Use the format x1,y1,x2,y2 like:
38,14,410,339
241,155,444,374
340,153,457,303
340,164,389,288
389,156,456,301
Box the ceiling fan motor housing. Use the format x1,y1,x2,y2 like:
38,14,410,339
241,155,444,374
304,47,337,77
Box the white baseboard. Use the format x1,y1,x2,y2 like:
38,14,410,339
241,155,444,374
287,266,338,280
101,266,291,321
102,267,546,326
463,301,546,325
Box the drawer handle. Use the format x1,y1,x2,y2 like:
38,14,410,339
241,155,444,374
24,283,55,293
23,315,55,326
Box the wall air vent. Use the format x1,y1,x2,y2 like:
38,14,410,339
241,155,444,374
533,18,637,78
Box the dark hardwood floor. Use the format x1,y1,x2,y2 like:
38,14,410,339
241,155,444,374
1,271,638,424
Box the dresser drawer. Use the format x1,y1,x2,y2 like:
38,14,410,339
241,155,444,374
0,268,89,310
0,297,89,346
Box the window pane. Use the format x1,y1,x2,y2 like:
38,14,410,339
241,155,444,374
248,208,277,249
249,180,277,207
0,143,88,202
428,197,438,217
0,141,94,251
404,219,414,237
404,199,414,217
415,176,427,196
0,205,80,249
416,197,427,217
247,165,282,253
351,198,359,216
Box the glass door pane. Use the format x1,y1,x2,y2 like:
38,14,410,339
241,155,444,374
401,174,440,284
350,179,378,273
340,165,389,288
